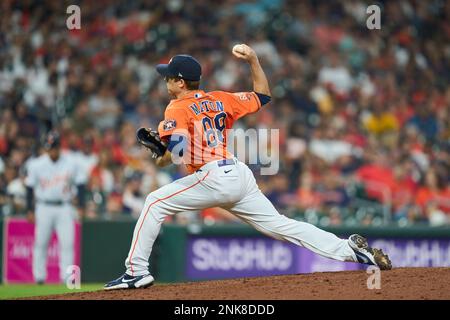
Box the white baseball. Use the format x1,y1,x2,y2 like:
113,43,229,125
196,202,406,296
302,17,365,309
232,44,245,55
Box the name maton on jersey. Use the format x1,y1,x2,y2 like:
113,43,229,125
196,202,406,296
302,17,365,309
189,100,224,116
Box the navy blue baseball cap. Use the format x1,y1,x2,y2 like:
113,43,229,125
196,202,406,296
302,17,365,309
156,55,202,81
43,130,61,149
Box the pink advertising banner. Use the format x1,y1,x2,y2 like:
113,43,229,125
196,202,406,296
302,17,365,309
2,218,81,284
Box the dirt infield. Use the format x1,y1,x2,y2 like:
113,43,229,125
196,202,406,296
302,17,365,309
28,268,450,300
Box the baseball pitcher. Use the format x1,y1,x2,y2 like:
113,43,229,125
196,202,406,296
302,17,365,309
105,44,391,290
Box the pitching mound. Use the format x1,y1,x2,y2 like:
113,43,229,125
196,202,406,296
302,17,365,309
28,268,450,300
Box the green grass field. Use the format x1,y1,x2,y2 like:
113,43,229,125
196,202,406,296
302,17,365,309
0,283,103,300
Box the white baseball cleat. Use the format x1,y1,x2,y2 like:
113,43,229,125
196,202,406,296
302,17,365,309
104,273,154,290
348,234,392,270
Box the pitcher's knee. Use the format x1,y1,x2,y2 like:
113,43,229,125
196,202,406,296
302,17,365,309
140,193,170,222
145,192,158,203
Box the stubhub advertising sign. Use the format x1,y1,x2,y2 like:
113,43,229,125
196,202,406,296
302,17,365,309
186,237,361,280
186,236,450,280
187,238,297,279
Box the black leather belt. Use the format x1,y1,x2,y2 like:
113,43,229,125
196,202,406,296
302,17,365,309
39,200,65,206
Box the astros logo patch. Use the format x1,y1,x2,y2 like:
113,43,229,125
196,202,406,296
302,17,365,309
238,93,252,101
163,119,176,131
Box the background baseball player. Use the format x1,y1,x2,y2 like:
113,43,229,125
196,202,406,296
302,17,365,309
105,44,391,290
25,131,87,284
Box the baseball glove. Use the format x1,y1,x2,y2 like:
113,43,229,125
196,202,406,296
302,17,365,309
136,127,167,158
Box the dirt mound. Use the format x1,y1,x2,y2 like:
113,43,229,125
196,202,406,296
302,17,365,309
27,268,450,300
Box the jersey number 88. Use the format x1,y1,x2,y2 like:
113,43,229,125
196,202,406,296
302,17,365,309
202,112,226,148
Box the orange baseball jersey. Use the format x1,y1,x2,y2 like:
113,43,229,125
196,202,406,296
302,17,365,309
157,90,261,173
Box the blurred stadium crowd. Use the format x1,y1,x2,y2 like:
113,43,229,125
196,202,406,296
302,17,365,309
0,0,449,226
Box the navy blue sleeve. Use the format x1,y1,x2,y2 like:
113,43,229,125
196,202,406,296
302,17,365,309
255,92,271,106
